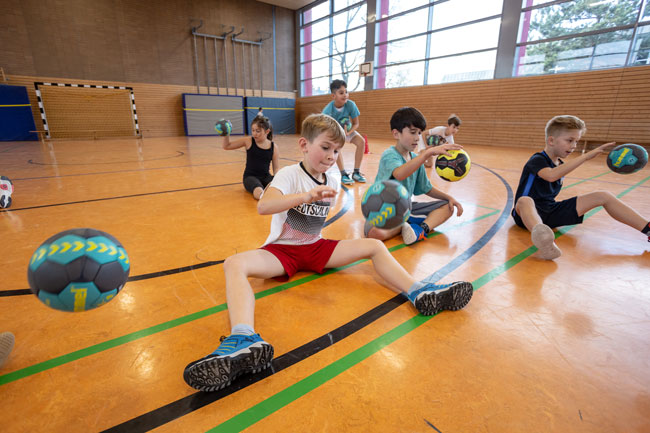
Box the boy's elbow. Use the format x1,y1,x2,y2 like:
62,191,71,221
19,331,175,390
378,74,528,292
257,201,269,215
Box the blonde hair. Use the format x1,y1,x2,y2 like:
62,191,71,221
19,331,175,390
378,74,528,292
301,113,346,146
545,115,586,141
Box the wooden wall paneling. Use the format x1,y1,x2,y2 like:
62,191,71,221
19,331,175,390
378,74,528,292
296,66,650,149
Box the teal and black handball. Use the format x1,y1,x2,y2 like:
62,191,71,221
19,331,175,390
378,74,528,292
361,180,411,230
607,143,648,174
27,228,130,312
426,135,446,146
215,119,233,136
339,117,352,132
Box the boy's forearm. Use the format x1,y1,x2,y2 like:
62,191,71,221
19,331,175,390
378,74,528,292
426,187,451,201
392,154,427,180
544,154,588,181
258,192,309,215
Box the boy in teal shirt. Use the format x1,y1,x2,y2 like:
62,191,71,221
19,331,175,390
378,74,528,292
322,79,367,185
366,107,464,246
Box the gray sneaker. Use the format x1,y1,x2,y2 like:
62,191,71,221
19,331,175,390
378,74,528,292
531,224,561,260
0,332,15,368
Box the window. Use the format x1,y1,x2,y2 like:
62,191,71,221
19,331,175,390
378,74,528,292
629,24,650,64
515,0,647,76
298,0,650,94
300,1,367,96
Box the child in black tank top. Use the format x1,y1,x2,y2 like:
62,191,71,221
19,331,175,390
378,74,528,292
222,116,279,200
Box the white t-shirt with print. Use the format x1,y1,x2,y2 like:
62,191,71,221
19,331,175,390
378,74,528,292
262,163,340,246
417,125,455,150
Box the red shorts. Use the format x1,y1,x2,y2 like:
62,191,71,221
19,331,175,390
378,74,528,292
261,238,339,281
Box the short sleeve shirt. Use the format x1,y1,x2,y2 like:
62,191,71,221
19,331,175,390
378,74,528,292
322,100,360,124
375,146,432,200
417,125,455,150
262,163,340,246
514,151,564,206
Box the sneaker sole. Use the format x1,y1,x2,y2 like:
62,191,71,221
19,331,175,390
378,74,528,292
531,225,561,260
183,343,274,392
401,224,418,245
415,281,473,316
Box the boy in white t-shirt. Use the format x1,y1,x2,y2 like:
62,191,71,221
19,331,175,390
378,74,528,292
418,114,462,167
183,114,474,392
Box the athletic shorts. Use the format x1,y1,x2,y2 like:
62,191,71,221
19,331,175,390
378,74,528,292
346,130,362,142
243,174,274,193
261,238,339,280
512,196,584,229
411,200,448,218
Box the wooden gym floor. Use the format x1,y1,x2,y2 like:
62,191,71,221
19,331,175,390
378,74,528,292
0,134,649,433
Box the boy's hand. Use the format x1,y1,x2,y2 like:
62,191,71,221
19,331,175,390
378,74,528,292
426,143,463,157
585,142,616,160
448,197,464,216
306,185,337,203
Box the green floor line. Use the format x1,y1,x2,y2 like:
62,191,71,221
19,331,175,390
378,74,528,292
563,171,610,189
209,174,649,433
0,210,498,387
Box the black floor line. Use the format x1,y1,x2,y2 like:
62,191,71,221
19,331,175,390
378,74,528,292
0,182,241,213
11,160,241,181
101,296,407,433
27,151,185,166
100,164,512,433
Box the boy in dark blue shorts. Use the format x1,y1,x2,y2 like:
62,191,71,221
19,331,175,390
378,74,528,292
513,115,650,260
183,113,474,392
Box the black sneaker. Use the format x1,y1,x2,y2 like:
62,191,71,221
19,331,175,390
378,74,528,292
183,333,274,392
407,281,473,316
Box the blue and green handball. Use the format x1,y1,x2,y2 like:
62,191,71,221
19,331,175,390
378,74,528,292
215,119,233,136
27,228,130,312
607,143,648,174
426,135,445,146
339,117,352,133
361,180,411,230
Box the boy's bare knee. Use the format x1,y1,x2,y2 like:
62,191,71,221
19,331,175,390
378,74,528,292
223,255,245,275
599,190,615,201
516,196,535,212
360,238,386,255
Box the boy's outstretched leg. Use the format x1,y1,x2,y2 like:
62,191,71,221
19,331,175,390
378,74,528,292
325,239,473,315
183,250,283,392
576,191,650,242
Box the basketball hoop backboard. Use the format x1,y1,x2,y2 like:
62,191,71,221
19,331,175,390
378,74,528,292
359,61,373,77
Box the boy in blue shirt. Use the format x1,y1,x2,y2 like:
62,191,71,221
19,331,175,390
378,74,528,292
366,107,465,246
183,113,473,392
513,115,650,260
322,79,367,185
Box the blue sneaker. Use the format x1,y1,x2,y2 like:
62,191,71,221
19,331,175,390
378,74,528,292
407,214,426,225
407,281,473,316
352,171,366,183
341,173,354,185
183,333,274,392
401,222,426,245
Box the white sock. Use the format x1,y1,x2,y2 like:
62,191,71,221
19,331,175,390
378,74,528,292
231,324,255,336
